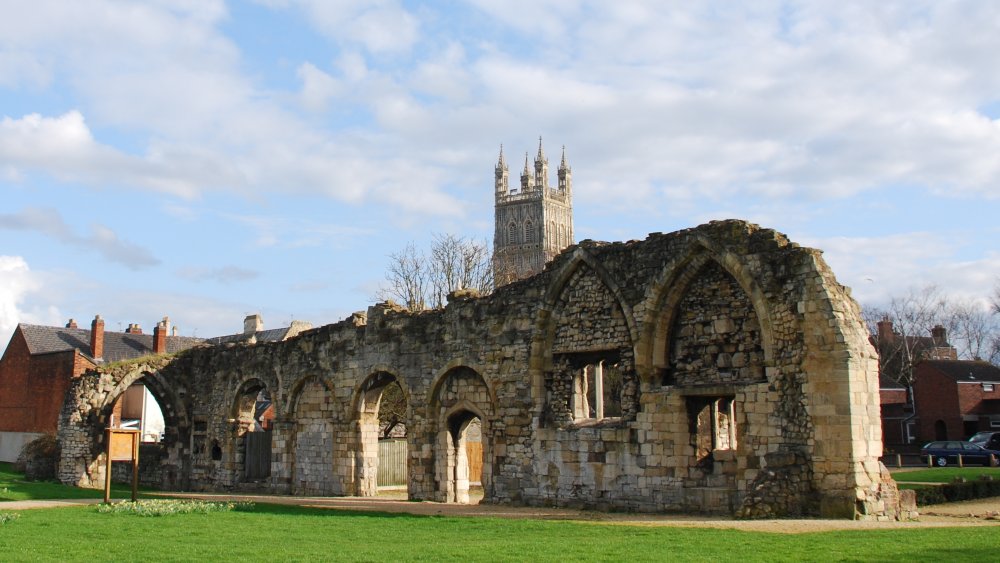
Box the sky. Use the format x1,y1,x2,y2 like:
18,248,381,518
1,0,999,351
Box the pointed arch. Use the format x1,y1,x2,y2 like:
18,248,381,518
635,235,777,387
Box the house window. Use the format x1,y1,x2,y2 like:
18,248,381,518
984,383,995,392
991,418,1000,429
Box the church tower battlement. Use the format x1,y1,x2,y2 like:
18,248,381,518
493,138,574,285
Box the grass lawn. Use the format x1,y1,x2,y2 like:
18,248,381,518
892,467,1000,484
3,463,999,561
0,503,997,562
0,462,138,501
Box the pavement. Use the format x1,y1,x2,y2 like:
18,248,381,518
3,492,999,534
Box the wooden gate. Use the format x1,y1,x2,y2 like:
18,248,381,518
467,441,482,484
244,430,272,479
377,439,407,487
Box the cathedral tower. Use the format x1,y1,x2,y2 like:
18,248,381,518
493,138,574,285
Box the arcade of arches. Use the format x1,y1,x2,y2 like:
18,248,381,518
56,221,913,520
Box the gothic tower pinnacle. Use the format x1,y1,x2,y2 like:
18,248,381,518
494,138,574,286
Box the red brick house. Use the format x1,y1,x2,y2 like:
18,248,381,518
0,315,201,461
913,360,1000,442
879,374,913,446
873,320,959,449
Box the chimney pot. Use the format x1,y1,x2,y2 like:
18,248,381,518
66,318,77,329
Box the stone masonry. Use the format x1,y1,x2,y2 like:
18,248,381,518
56,220,912,519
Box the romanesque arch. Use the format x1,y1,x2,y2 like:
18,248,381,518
429,365,495,503
285,375,337,495
56,356,190,489
351,369,410,497
225,377,275,488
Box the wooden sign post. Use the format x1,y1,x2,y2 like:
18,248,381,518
104,427,140,504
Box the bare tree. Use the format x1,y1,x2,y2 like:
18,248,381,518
377,242,430,310
376,234,493,311
949,298,1000,362
378,381,407,438
867,285,950,389
428,233,493,308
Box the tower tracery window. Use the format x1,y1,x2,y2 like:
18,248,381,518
525,220,534,244
508,222,517,245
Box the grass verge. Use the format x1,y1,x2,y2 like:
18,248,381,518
0,462,138,502
892,467,1000,484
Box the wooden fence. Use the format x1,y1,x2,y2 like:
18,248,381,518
376,439,483,487
378,439,407,487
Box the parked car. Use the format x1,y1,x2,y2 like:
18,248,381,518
920,440,1000,467
968,431,1000,450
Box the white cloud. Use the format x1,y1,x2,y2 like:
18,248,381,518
0,256,35,348
802,231,1000,306
297,62,342,112
287,0,420,55
0,207,160,270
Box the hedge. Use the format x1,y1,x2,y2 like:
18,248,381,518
915,477,1000,505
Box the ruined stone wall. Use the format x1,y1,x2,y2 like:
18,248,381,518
57,220,900,519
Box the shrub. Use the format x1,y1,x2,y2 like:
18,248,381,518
915,476,1000,505
96,499,255,516
16,434,60,481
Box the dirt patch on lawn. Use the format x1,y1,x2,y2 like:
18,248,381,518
135,491,1000,534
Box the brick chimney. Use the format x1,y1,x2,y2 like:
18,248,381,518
877,317,894,344
125,323,143,334
244,314,263,335
65,318,77,329
931,324,947,344
153,317,168,354
90,315,105,360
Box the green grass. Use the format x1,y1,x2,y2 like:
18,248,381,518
0,503,997,562
0,462,138,501
892,467,1000,484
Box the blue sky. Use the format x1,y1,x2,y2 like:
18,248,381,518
1,0,999,348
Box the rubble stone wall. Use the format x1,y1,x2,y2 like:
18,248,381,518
57,220,901,519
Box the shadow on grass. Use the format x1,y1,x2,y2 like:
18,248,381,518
0,462,148,502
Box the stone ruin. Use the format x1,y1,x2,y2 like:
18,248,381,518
56,220,915,519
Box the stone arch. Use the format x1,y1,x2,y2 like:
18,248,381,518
636,236,777,388
429,366,495,504
351,368,412,496
531,248,640,424
56,359,190,489
226,376,276,488
284,374,337,495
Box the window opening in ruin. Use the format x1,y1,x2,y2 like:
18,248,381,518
686,396,736,467
557,351,624,421
211,441,222,461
